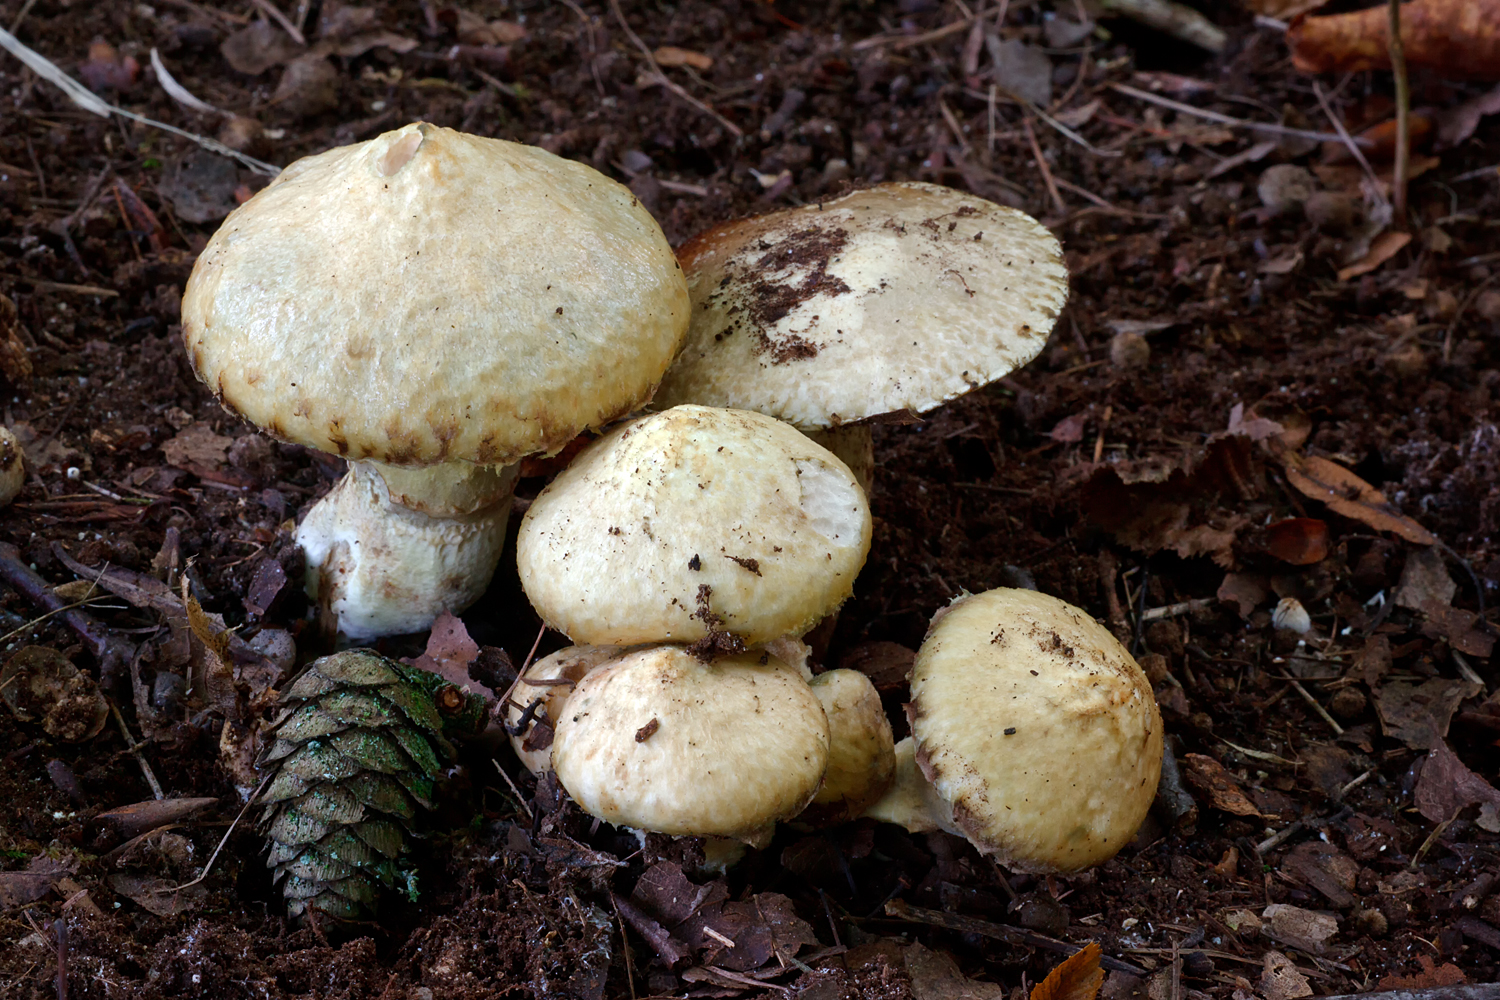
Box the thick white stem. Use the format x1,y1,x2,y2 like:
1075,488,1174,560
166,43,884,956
297,461,519,639
806,424,874,495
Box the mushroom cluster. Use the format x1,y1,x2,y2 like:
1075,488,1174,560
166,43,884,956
507,403,891,847
181,122,689,639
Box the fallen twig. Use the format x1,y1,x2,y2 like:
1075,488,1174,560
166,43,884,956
1142,597,1215,622
884,899,1147,974
170,772,271,893
1023,117,1065,215
248,0,305,45
1110,83,1369,147
110,701,164,800
0,27,278,175
1312,80,1388,215
0,542,133,687
1387,0,1409,227
606,0,742,138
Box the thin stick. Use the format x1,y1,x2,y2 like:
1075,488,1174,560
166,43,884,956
1142,598,1215,622
1279,674,1345,736
247,0,305,45
111,702,164,798
606,0,742,137
1388,0,1409,228
171,772,272,892
1023,117,1065,215
1092,403,1112,464
53,917,66,1000
491,758,534,820
1312,81,1388,214
609,892,637,1000
1109,83,1367,147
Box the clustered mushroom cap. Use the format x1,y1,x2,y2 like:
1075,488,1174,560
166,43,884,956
516,404,872,646
551,644,830,845
506,643,626,775
800,668,896,826
653,181,1067,431
181,122,689,469
907,588,1163,873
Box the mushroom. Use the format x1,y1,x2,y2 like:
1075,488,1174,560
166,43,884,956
866,587,1162,873
653,182,1068,489
505,644,626,775
0,426,23,507
550,644,830,846
798,668,896,826
181,123,689,639
516,404,872,648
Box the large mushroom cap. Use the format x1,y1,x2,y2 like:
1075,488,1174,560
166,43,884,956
910,588,1162,873
506,643,627,775
516,404,872,646
182,122,689,467
653,182,1067,430
551,645,830,844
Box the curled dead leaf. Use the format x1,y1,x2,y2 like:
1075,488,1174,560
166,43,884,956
1181,753,1262,816
1281,454,1435,545
1336,230,1412,282
1030,942,1103,1000
1288,0,1500,80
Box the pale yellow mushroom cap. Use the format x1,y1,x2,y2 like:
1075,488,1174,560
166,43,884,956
654,182,1067,430
800,669,896,826
0,426,23,507
551,645,830,845
516,405,872,646
506,644,626,775
182,122,689,467
909,588,1162,873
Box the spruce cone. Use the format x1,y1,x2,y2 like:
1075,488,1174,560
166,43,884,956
258,649,482,920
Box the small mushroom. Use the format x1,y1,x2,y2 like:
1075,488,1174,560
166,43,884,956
0,426,22,507
516,405,871,647
505,644,626,774
654,182,1067,489
181,123,689,639
798,668,896,826
551,644,830,845
868,588,1162,873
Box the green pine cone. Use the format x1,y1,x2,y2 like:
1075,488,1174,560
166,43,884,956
257,648,481,921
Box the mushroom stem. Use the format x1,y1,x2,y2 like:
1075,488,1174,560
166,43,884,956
297,460,520,640
861,736,960,836
805,425,874,495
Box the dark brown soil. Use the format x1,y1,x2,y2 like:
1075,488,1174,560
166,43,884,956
3,0,1500,997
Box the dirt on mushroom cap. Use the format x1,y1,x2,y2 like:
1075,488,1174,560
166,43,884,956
653,181,1068,430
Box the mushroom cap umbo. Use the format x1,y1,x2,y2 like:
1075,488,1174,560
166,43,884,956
909,588,1162,873
181,122,689,469
653,182,1067,431
516,405,872,646
799,669,896,826
506,644,627,775
551,645,830,845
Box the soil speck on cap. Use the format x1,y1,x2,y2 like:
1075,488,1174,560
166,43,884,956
738,225,852,364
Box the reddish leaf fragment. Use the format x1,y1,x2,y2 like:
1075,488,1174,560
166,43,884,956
1264,518,1329,566
1281,455,1435,545
405,611,490,700
1181,754,1261,817
1050,412,1088,444
1031,942,1104,1000
1375,678,1481,750
1217,572,1269,618
654,46,714,70
1420,601,1496,658
1377,955,1467,990
79,40,140,93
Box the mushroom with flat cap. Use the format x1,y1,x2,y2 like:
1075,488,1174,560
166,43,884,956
797,667,896,826
181,122,689,639
551,644,830,846
864,587,1162,873
653,182,1067,488
516,404,872,649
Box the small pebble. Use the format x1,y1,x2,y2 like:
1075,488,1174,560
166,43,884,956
1109,330,1150,370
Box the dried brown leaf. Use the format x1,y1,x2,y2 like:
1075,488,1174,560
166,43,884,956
1288,0,1500,79
0,294,33,388
906,943,1005,1000
161,423,233,472
1375,677,1480,750
654,45,713,70
1281,455,1435,544
1377,955,1468,990
1030,942,1103,1000
1181,754,1262,816
1414,741,1500,823
1217,572,1269,618
1336,230,1411,281
1263,518,1329,565
404,611,490,700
